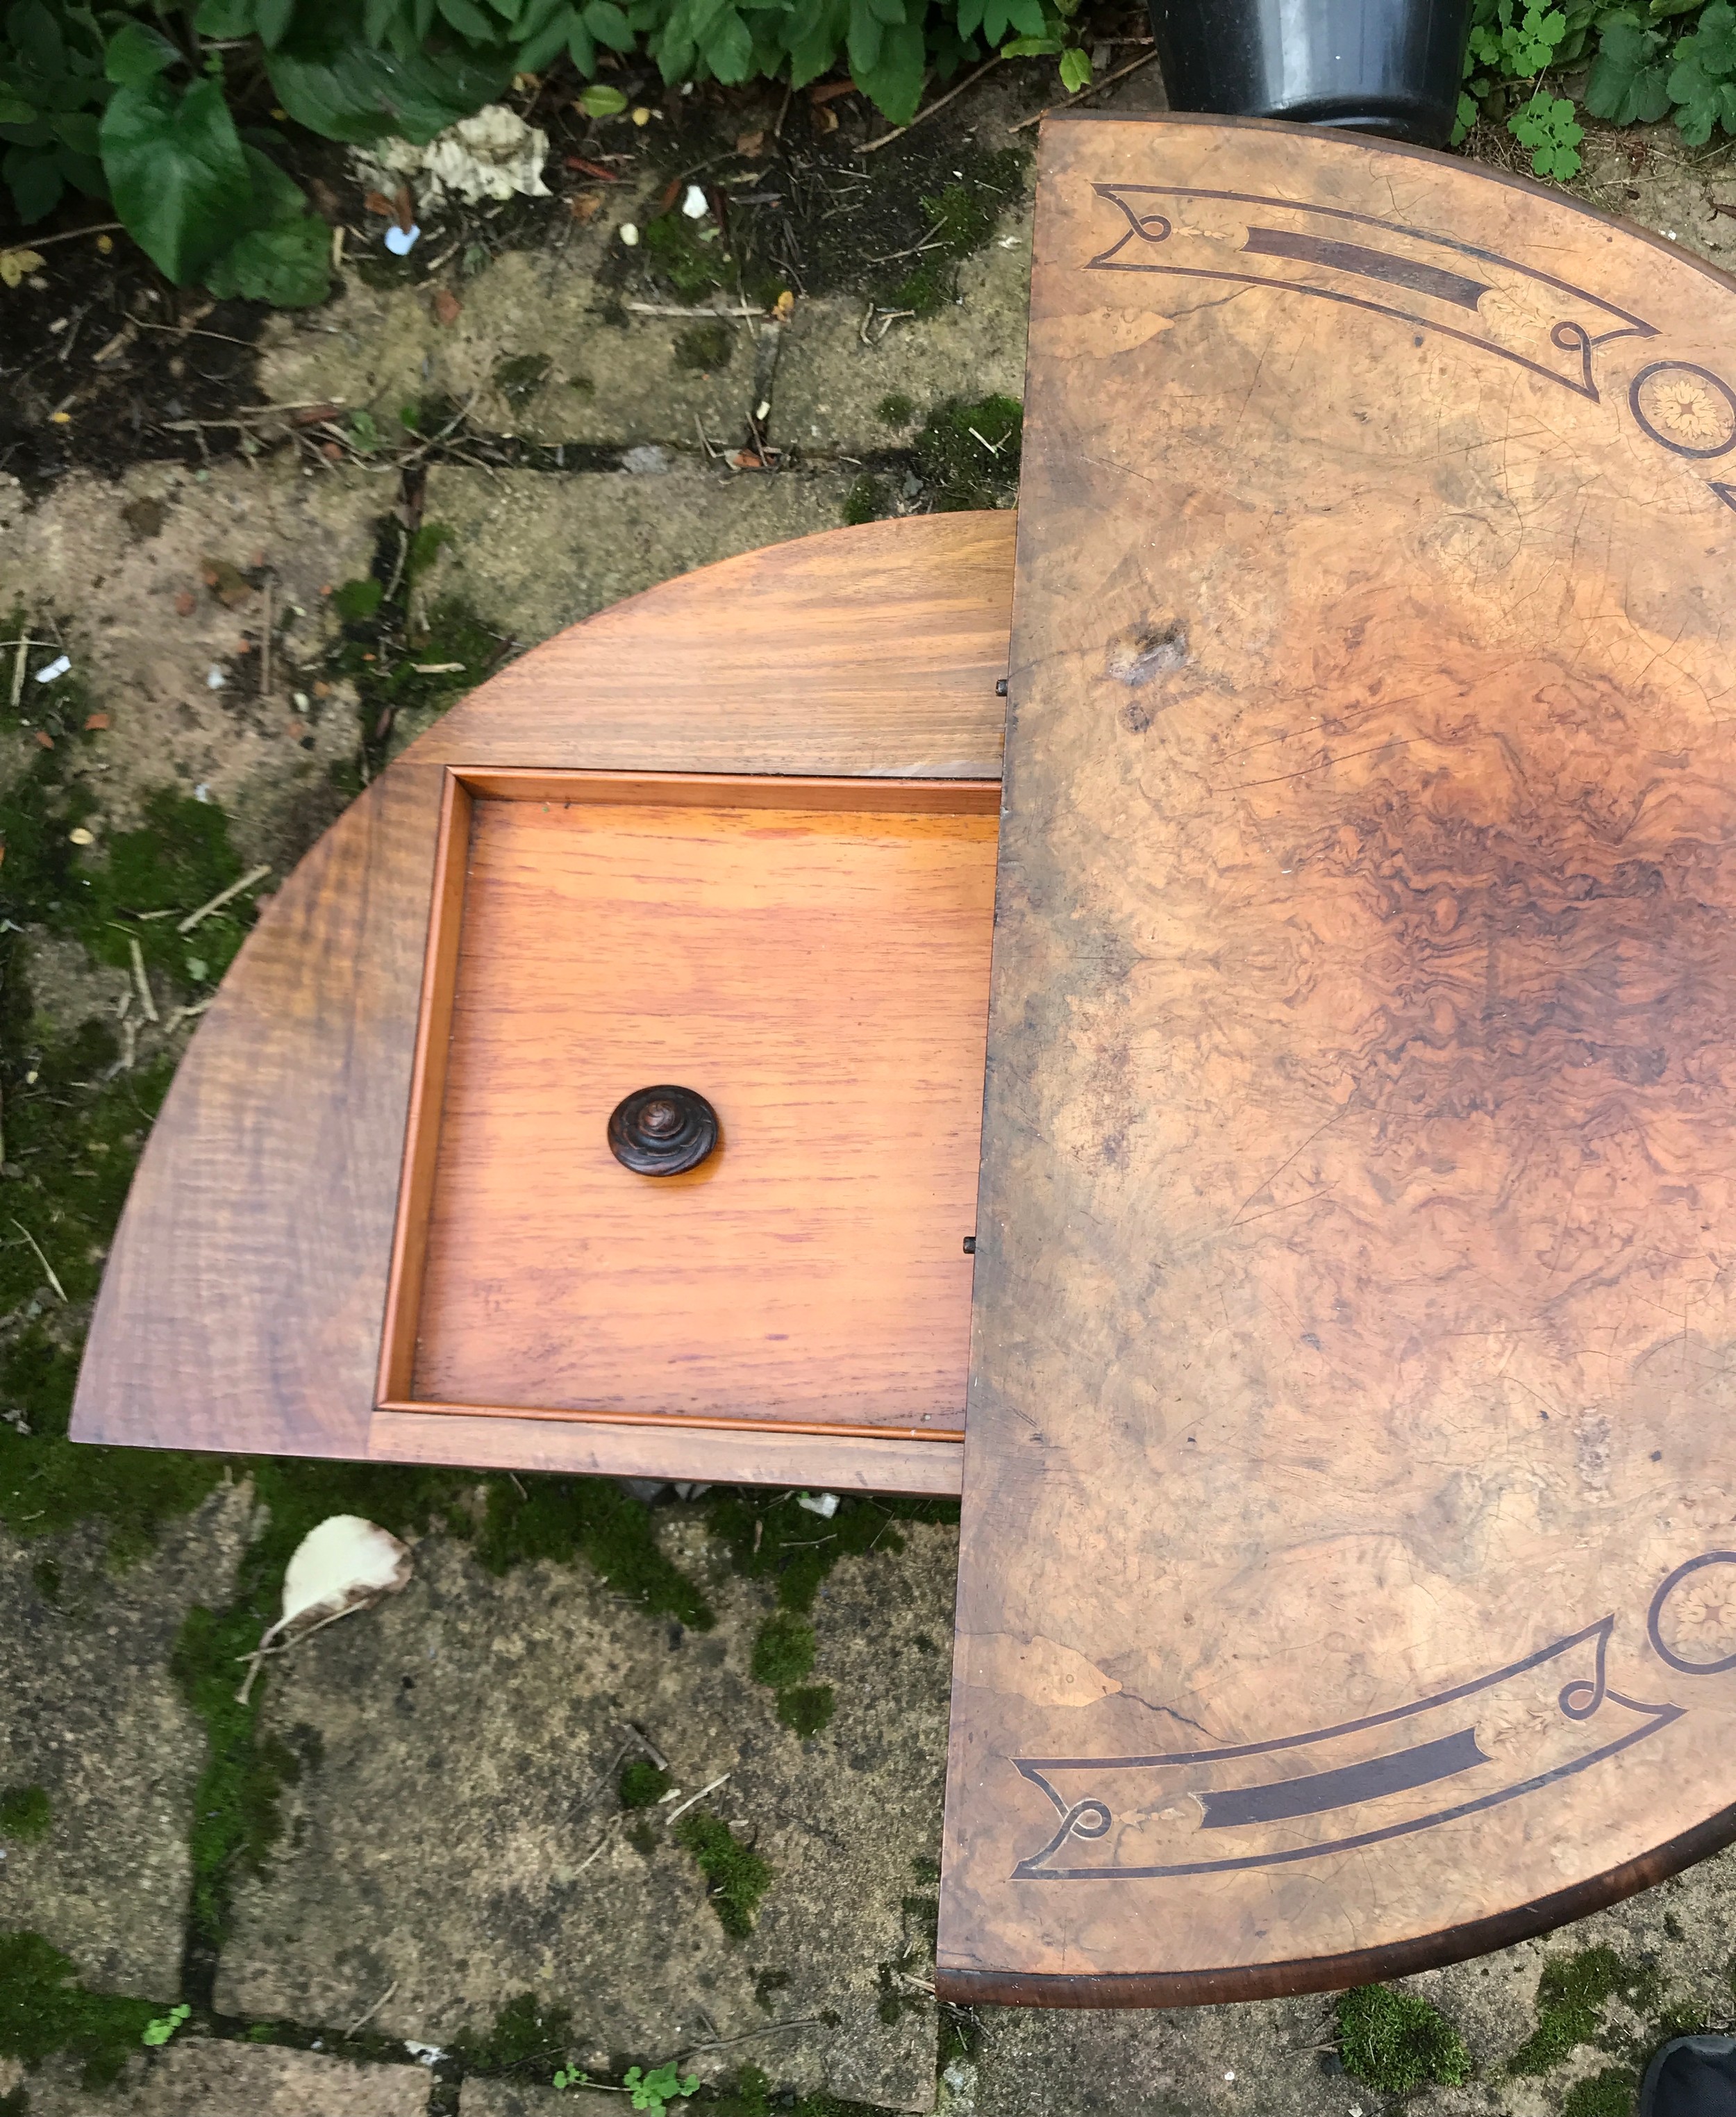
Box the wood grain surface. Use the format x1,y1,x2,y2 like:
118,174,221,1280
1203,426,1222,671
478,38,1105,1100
937,114,1736,2004
385,768,996,1437
70,514,1015,1493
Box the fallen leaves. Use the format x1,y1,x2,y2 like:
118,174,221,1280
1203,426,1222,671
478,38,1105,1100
174,590,197,617
568,193,602,225
432,287,463,326
236,1514,414,1703
201,558,253,609
0,249,44,289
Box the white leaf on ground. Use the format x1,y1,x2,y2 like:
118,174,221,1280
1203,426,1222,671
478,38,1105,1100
356,105,551,210
235,1515,412,1702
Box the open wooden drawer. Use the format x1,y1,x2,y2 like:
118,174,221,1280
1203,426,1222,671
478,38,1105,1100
380,767,997,1459
69,513,1016,1495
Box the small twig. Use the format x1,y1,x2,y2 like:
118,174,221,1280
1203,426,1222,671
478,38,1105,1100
624,299,766,318
260,574,274,699
864,53,1001,151
574,1814,621,1875
1010,47,1159,131
673,2017,828,2059
629,1722,669,1770
10,1221,65,1304
8,221,123,249
347,1982,398,2037
177,863,271,933
665,1773,730,1826
125,314,258,348
9,635,31,713
127,936,159,1022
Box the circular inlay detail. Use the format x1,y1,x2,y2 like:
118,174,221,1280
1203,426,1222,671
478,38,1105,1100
607,1084,719,1176
1629,361,1736,459
1647,1550,1736,1675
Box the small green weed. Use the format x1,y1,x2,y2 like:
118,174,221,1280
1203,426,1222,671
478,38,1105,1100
1508,89,1585,177
619,1759,672,1809
0,1786,49,1843
1509,1948,1660,2075
0,1931,162,2087
1337,1984,1472,2093
625,2061,699,2112
140,2002,190,2048
676,1809,774,1939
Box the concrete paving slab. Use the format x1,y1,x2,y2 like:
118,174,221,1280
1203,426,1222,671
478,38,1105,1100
214,1513,956,2112
0,1483,251,1995
0,459,376,838
5,2040,432,2115
769,202,1033,463
461,2078,630,2117
415,460,856,654
260,250,754,450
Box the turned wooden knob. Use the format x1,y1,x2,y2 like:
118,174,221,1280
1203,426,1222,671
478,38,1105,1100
607,1085,719,1175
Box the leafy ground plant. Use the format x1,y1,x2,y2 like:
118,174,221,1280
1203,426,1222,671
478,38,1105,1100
3,0,1094,310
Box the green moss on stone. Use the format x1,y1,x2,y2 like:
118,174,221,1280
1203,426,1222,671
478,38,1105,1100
1562,2067,1642,2117
475,1475,713,1625
673,322,734,372
0,1931,161,2086
913,395,1021,513
775,1684,835,1738
751,1609,816,1687
1337,1984,1471,2094
841,476,885,527
0,1786,49,1843
453,1991,573,2073
492,353,552,410
1509,1948,1661,2075
644,213,729,301
619,1759,671,1809
876,392,915,428
81,790,252,986
675,1809,773,1938
880,157,1023,319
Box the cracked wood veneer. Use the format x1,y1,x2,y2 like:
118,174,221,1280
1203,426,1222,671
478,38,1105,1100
937,115,1736,2004
70,514,1014,1494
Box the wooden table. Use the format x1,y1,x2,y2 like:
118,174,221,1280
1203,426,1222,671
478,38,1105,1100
74,108,1736,2005
937,114,1736,2004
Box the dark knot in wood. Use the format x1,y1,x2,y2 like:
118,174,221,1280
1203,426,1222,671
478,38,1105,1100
608,1085,719,1176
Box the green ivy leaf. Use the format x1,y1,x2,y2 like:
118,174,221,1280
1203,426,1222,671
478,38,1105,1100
255,0,296,49
435,0,496,40
852,1,922,118
3,136,62,217
99,74,251,281
513,0,573,69
267,32,511,141
0,86,37,122
103,20,181,83
1058,44,1091,90
576,76,626,110
585,0,631,43
9,0,65,79
1585,10,1673,117
192,0,258,35
845,0,883,77
701,3,751,78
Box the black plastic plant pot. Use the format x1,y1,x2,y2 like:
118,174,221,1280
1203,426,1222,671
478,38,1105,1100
1147,0,1473,149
